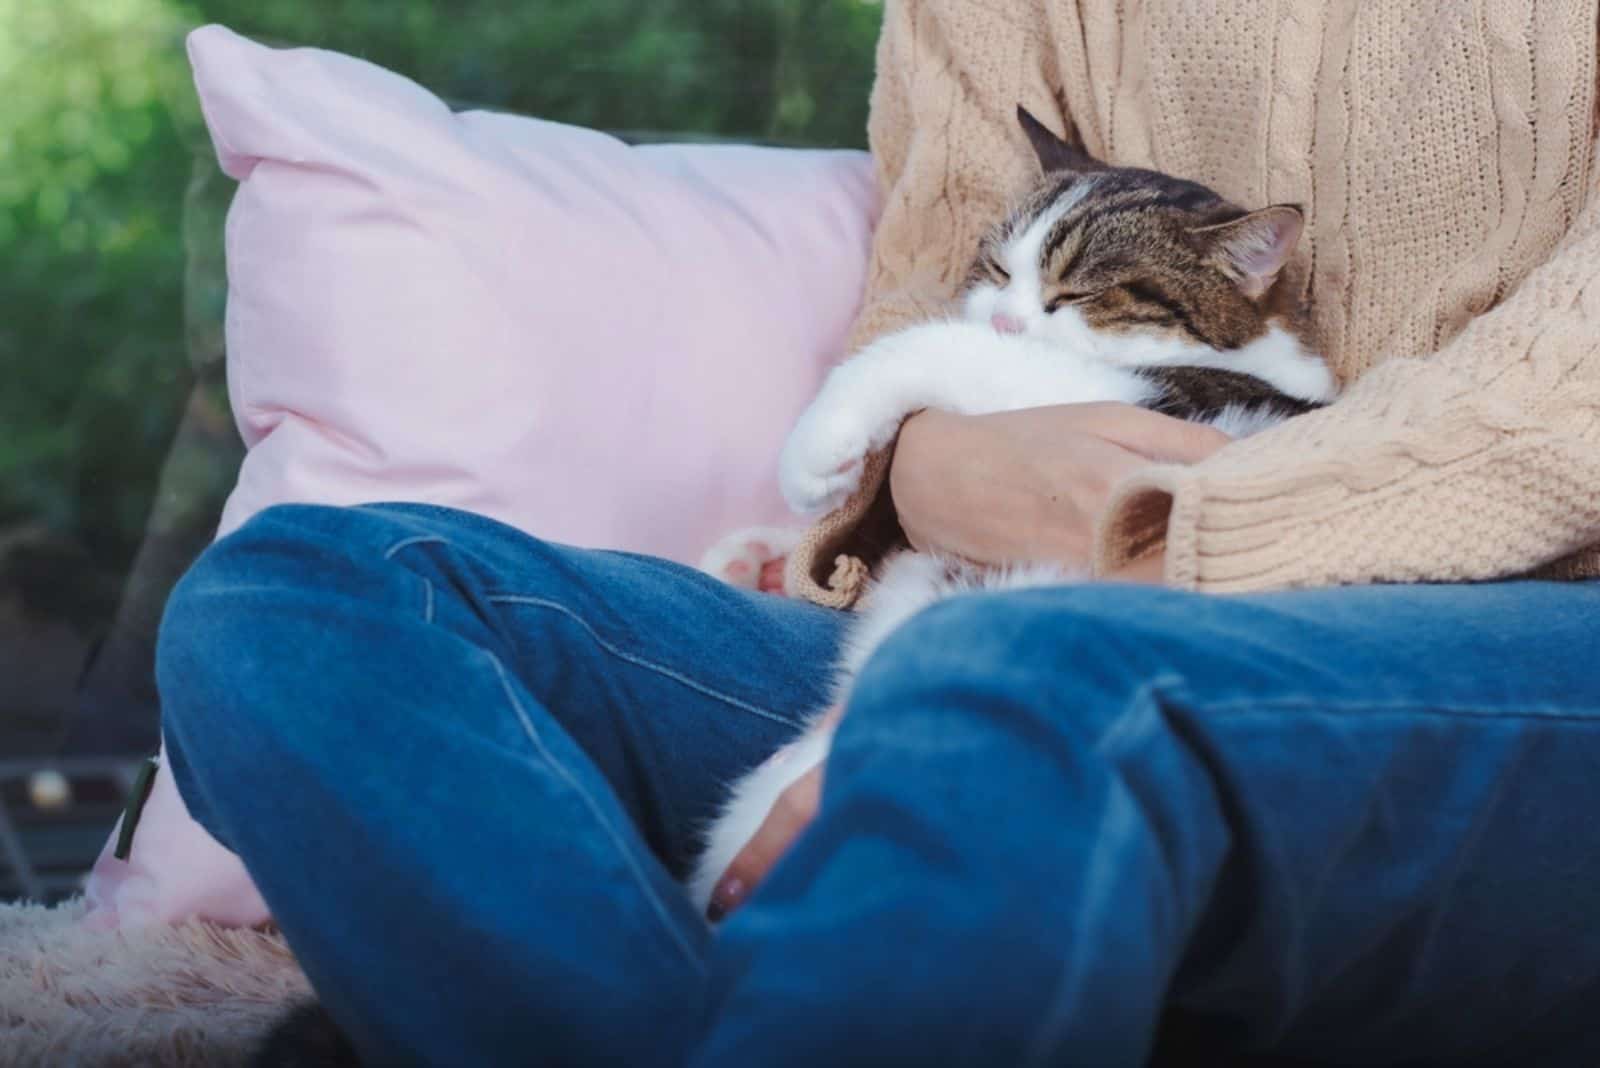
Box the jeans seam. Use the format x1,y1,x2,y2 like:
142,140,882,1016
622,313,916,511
383,534,448,560
386,539,445,624
485,593,807,731
1196,695,1600,722
477,647,705,972
384,537,704,966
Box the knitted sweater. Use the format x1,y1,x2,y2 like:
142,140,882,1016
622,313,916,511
788,0,1600,606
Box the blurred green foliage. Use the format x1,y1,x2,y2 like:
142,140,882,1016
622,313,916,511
0,0,881,607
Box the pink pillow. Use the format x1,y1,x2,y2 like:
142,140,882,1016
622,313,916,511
83,24,879,930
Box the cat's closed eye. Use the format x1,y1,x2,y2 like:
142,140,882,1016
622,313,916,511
1045,291,1098,312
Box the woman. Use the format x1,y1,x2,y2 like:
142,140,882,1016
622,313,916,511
162,2,1600,1064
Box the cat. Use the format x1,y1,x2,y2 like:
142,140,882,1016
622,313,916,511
687,106,1337,913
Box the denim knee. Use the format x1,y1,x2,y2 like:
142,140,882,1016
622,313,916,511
161,505,353,685
158,505,438,778
156,502,574,769
835,583,1232,913
844,583,1188,737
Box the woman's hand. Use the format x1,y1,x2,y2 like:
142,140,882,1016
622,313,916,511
890,403,1227,573
707,762,823,922
1102,547,1168,584
708,705,845,922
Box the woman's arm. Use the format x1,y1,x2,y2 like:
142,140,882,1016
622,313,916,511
1096,160,1600,592
889,404,1226,571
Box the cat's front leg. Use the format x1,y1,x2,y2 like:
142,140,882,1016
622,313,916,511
779,359,909,515
779,322,1000,515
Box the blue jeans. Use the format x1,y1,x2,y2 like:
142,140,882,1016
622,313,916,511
158,503,1600,1066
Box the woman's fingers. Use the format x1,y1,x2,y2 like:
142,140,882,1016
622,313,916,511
708,763,825,922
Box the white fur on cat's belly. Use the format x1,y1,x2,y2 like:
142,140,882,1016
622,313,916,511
837,552,1081,678
1205,402,1297,438
778,321,1158,514
687,551,1078,914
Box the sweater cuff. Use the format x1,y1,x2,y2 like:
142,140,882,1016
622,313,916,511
1093,464,1200,589
1096,462,1357,593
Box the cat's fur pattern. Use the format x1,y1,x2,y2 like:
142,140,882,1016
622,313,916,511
687,107,1336,914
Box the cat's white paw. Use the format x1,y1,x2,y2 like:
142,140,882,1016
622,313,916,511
698,526,802,593
778,400,898,515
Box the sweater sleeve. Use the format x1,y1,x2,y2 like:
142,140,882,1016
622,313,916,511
844,0,1066,350
1095,163,1600,592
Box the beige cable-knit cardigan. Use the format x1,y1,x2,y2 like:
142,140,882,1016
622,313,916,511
788,0,1600,606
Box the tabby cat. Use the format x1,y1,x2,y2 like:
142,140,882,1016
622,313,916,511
689,106,1336,912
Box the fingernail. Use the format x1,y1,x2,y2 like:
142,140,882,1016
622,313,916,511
707,877,746,923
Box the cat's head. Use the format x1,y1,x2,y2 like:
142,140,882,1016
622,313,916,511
962,106,1305,358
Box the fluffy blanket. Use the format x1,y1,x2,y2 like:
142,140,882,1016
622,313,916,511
0,899,307,1066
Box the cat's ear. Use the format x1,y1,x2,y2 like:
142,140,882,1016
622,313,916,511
1017,105,1094,173
1193,205,1304,299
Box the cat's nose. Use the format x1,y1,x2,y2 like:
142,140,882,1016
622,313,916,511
991,313,1025,335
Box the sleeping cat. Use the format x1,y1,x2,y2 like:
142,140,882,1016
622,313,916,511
688,106,1337,912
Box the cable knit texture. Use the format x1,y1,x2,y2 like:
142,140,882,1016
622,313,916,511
789,0,1600,605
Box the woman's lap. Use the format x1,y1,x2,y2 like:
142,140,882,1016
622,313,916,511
158,504,1600,1065
700,579,1600,1066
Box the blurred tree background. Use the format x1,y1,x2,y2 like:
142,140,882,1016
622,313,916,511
0,0,882,758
